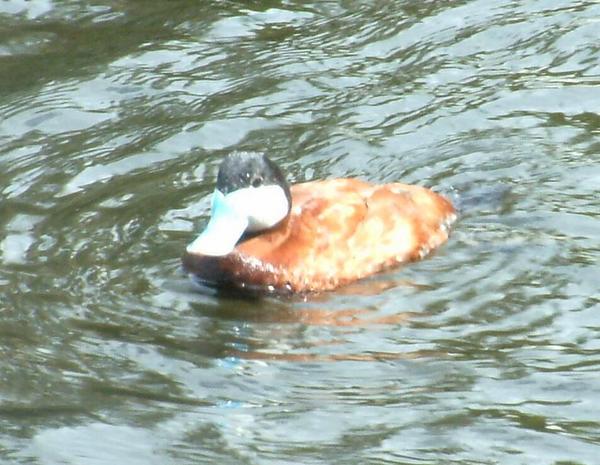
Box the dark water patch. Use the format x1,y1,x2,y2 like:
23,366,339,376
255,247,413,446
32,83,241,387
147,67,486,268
2,0,600,464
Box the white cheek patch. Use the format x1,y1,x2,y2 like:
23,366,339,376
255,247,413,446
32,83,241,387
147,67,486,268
224,185,289,231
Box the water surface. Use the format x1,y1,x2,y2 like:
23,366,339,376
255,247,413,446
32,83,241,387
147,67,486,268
1,0,599,464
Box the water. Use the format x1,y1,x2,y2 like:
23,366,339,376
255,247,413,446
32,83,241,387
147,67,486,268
1,0,599,463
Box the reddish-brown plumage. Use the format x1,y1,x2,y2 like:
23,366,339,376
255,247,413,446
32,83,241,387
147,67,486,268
182,178,456,294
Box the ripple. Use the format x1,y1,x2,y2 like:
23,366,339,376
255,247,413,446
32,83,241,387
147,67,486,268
1,0,600,463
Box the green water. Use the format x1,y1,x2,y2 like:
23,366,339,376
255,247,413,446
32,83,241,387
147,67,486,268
1,0,599,463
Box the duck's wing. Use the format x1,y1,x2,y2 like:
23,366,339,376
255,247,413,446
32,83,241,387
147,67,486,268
349,183,456,268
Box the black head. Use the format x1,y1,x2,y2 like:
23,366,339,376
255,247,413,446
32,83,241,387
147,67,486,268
216,152,291,205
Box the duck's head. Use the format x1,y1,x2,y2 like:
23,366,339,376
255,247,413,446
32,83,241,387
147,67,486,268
186,152,292,257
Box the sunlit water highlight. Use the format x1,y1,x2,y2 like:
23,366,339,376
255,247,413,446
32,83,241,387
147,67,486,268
1,1,599,464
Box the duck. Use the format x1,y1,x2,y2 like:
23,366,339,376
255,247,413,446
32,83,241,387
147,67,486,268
182,152,456,294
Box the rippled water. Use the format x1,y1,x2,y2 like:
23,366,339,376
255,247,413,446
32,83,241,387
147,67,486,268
2,0,599,463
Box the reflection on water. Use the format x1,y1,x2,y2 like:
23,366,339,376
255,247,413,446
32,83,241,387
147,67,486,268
2,0,600,464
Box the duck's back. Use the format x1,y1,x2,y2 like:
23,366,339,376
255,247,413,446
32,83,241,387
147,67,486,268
183,179,456,293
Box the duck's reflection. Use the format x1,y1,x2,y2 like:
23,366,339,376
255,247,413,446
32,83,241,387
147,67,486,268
187,278,443,363
209,302,421,327
225,346,444,363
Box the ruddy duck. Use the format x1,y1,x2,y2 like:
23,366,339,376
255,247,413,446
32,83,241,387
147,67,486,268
183,152,456,294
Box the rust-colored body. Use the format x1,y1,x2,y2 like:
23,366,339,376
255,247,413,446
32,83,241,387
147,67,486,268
183,179,456,293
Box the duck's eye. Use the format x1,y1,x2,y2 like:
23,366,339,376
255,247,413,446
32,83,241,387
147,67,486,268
251,176,263,188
